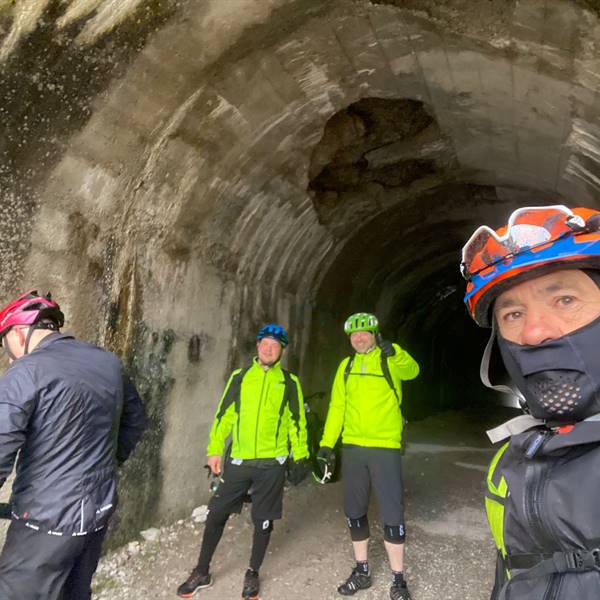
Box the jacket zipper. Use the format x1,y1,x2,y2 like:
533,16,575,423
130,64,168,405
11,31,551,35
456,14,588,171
543,574,562,600
254,370,267,457
523,430,557,549
522,431,561,600
524,459,556,549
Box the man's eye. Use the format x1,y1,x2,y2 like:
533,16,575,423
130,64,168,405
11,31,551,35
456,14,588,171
502,311,522,322
556,296,575,306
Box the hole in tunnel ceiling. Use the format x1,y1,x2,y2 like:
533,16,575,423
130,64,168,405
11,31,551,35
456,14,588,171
307,97,455,226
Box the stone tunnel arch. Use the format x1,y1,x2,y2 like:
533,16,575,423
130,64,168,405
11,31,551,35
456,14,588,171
3,0,600,541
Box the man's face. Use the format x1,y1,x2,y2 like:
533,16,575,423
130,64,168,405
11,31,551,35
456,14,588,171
256,337,283,366
494,269,600,345
350,331,376,354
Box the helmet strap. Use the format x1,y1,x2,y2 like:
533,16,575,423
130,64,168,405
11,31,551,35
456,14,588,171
23,321,59,356
23,324,37,356
480,320,526,409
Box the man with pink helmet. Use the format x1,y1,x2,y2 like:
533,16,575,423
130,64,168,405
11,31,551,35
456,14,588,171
0,290,66,359
0,290,147,600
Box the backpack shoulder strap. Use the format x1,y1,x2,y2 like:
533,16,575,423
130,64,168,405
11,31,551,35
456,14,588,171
343,355,355,386
380,354,400,402
343,354,399,402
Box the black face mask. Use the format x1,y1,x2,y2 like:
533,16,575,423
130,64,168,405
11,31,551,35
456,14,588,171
497,314,600,422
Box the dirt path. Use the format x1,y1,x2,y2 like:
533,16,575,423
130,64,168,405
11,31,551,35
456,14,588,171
93,411,501,600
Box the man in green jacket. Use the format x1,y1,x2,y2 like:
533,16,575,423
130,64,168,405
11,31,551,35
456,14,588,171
177,324,309,600
318,313,419,600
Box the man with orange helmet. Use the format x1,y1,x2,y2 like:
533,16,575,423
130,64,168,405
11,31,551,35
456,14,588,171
461,205,600,599
0,291,147,600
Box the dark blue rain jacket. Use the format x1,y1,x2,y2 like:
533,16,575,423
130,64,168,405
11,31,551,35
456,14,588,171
0,333,146,535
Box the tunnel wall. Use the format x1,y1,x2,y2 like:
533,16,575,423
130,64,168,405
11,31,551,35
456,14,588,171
3,0,600,542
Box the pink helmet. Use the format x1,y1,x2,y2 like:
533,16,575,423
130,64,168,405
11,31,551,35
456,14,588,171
0,291,64,340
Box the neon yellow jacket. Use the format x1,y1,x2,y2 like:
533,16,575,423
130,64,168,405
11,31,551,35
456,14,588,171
321,344,419,449
206,359,309,460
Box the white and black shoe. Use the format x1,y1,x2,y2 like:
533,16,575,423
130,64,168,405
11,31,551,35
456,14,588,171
337,568,372,596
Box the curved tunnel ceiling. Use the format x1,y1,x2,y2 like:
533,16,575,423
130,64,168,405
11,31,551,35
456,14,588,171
2,0,600,524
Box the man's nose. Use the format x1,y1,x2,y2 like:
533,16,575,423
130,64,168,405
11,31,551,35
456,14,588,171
520,309,561,346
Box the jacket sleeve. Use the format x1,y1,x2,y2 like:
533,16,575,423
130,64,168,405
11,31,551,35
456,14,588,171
320,359,348,448
0,365,37,487
116,373,148,465
206,370,240,457
389,343,420,381
285,374,309,460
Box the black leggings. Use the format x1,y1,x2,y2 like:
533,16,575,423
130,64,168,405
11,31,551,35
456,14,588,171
196,462,284,574
250,519,273,571
196,510,273,574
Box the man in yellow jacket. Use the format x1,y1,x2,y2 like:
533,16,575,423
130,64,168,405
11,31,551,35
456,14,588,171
318,313,419,600
177,324,309,600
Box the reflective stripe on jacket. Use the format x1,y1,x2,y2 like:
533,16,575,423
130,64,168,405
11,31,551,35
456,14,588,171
206,359,308,460
320,343,419,449
486,421,600,599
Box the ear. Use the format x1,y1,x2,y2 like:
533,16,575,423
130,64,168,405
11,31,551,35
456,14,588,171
15,327,27,346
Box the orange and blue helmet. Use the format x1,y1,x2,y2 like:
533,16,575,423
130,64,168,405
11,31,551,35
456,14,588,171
461,205,600,327
256,323,288,347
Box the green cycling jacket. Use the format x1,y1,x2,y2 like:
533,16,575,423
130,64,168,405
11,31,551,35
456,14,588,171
206,358,309,460
321,344,419,449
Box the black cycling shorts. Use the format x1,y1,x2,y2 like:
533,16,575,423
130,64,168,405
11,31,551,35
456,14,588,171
209,461,286,521
341,445,404,526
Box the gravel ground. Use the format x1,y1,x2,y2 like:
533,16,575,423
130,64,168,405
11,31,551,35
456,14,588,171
92,410,502,600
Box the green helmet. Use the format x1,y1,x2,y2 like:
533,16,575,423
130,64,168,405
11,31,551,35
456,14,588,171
344,312,379,335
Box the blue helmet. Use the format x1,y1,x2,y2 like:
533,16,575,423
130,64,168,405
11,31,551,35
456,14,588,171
256,323,288,348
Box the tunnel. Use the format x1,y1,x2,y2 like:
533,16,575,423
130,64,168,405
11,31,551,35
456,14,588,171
1,0,600,566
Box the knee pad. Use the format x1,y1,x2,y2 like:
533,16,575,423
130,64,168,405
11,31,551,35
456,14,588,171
346,515,369,542
383,523,406,544
254,519,273,535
